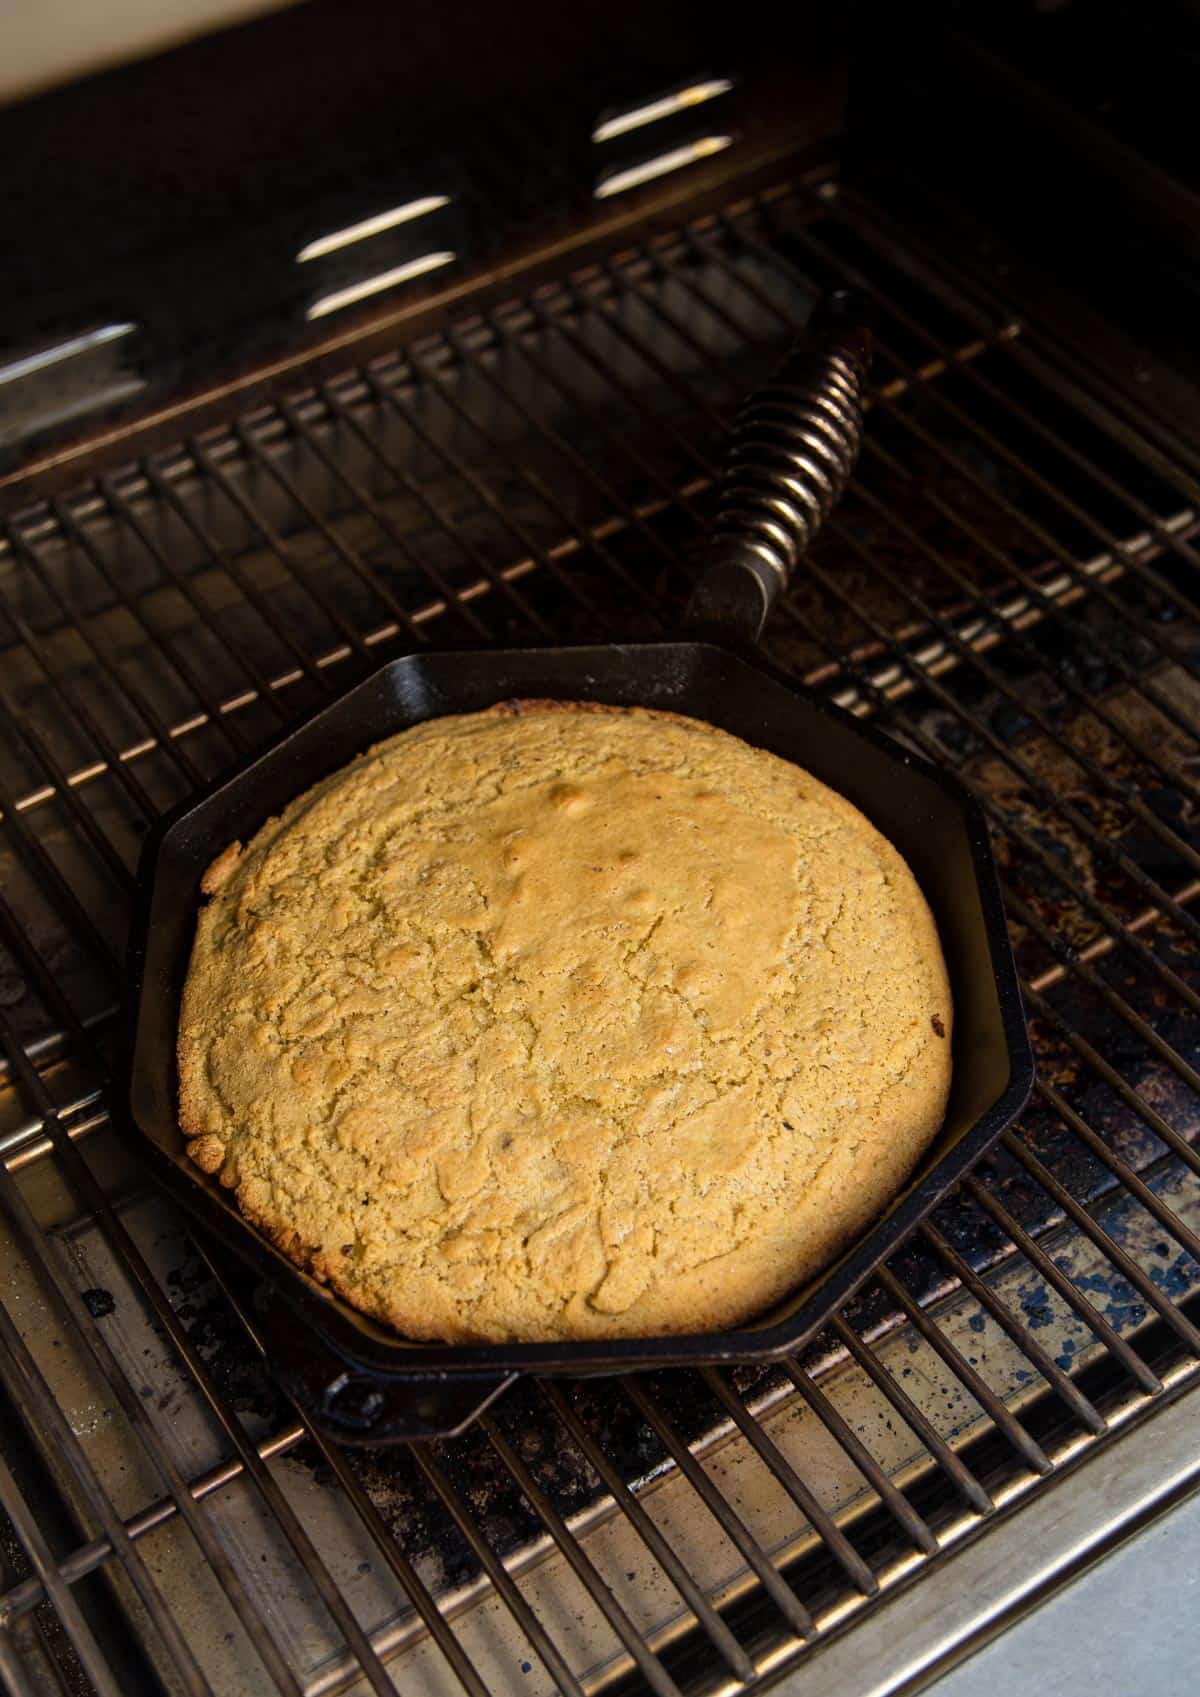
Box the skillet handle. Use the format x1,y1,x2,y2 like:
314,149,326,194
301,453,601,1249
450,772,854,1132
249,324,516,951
685,289,873,646
251,1281,517,1443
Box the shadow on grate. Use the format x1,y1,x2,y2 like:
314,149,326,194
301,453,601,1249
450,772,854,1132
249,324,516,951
0,171,1196,1695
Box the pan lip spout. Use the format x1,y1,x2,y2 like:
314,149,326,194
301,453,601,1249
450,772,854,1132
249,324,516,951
121,644,1033,1441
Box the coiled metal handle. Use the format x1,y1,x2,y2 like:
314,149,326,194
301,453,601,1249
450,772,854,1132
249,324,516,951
687,290,873,645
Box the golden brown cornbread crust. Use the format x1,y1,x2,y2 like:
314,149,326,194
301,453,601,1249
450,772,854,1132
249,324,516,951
178,701,952,1342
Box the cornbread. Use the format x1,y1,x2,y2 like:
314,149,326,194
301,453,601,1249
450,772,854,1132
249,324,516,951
178,701,952,1342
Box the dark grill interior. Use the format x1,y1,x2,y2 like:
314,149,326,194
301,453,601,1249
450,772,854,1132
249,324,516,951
0,171,1198,1696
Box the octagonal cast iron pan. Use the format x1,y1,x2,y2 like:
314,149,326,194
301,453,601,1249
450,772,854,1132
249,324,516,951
124,292,1034,1443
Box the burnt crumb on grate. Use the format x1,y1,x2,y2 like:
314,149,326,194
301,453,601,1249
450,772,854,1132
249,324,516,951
327,1360,812,1596
154,1243,703,1592
165,1256,212,1297
165,1244,290,1427
81,1288,115,1319
335,1380,611,1590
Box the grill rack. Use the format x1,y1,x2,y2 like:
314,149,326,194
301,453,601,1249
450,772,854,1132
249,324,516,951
0,168,1197,1696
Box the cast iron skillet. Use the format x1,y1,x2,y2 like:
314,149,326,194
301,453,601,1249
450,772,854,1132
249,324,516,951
125,294,1033,1443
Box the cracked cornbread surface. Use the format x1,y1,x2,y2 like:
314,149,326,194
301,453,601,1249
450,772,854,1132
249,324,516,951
179,701,952,1342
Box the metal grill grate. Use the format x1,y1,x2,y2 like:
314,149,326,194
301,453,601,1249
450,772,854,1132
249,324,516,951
0,169,1198,1697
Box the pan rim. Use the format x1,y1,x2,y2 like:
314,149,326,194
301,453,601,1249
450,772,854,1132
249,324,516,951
120,641,1033,1406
